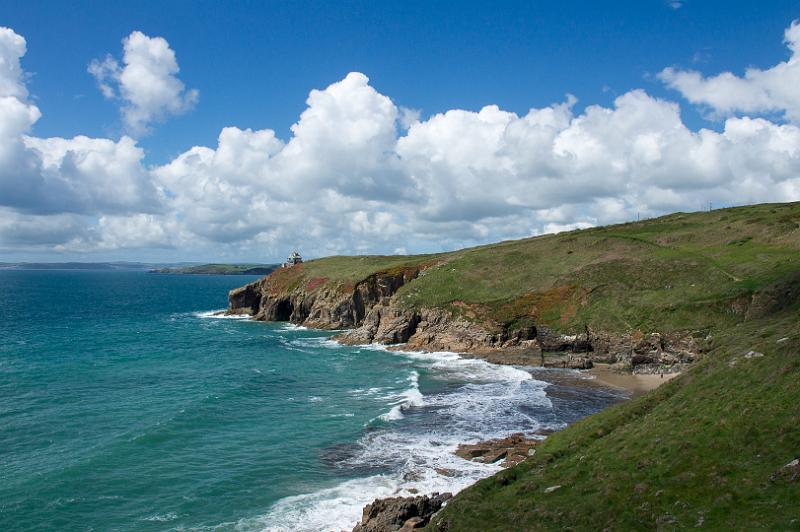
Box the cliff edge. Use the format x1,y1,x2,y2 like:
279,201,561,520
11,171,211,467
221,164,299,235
229,202,800,374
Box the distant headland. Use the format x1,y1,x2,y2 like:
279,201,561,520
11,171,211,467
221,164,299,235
0,262,278,276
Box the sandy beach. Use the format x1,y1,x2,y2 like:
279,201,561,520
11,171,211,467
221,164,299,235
587,363,680,397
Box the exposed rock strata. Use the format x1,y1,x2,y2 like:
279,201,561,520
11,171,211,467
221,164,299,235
228,266,421,329
228,267,702,373
352,492,452,532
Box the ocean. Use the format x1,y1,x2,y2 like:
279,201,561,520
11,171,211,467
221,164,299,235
0,271,626,531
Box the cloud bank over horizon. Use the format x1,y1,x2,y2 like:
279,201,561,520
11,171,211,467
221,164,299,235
1,24,799,261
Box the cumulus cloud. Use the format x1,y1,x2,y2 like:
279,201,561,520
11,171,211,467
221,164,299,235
0,27,29,99
1,24,800,260
0,25,159,240
659,20,800,122
89,31,198,136
148,78,800,260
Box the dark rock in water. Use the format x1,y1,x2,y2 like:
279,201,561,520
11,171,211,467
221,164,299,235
352,492,452,532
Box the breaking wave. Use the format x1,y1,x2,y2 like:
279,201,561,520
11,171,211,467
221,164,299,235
242,342,554,532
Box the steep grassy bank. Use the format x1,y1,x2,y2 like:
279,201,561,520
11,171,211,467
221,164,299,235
230,202,799,370
428,311,800,530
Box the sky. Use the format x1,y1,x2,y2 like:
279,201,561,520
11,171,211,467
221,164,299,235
1,0,799,262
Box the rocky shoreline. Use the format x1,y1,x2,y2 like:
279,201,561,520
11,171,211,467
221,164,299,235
352,492,452,532
228,269,703,531
350,434,544,531
227,267,703,376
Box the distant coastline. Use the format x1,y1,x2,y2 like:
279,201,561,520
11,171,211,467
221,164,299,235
149,264,278,276
0,262,278,276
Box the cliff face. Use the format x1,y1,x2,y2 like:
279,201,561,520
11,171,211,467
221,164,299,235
227,263,523,346
227,264,703,373
227,265,423,329
226,203,800,374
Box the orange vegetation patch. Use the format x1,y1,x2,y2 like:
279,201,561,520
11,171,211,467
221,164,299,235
376,264,425,281
306,277,328,291
492,284,590,329
339,281,356,294
265,265,305,294
451,300,480,320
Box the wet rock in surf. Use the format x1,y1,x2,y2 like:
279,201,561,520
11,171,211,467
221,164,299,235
454,432,541,467
352,492,452,532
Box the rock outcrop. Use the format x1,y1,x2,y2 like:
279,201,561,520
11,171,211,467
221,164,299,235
228,266,422,329
227,280,262,315
352,492,452,532
454,433,541,467
228,266,701,373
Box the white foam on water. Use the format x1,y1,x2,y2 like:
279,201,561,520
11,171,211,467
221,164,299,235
241,345,556,532
142,512,178,522
291,337,343,349
391,348,534,384
242,425,505,532
349,386,389,397
193,309,252,320
378,371,425,421
280,323,308,331
244,428,503,532
241,475,401,532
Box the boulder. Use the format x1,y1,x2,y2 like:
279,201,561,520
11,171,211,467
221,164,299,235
352,492,452,532
770,458,799,483
454,433,540,467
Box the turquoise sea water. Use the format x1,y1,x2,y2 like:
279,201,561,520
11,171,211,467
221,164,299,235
0,271,626,531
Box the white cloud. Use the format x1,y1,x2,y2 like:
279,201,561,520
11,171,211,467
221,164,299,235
89,31,198,136
0,27,28,99
146,77,799,260
659,20,800,122
2,24,800,260
0,27,159,223
22,135,160,214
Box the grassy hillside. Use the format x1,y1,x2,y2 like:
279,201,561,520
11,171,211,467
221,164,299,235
427,308,800,530
395,202,799,334
266,202,800,336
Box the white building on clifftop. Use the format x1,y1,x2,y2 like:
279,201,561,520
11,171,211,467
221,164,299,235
283,251,303,268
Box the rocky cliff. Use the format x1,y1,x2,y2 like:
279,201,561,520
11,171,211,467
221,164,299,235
227,263,703,374
228,264,423,328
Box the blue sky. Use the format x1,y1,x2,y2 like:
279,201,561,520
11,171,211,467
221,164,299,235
1,1,799,261
7,0,796,162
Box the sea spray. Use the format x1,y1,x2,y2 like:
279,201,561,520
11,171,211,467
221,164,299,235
379,370,425,421
249,342,555,531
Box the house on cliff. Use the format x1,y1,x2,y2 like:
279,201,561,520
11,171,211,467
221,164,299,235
283,251,303,268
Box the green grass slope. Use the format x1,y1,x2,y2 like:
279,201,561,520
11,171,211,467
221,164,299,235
268,202,799,337
395,201,800,335
427,310,800,531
